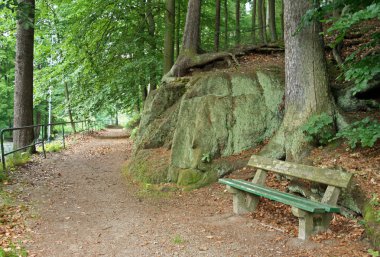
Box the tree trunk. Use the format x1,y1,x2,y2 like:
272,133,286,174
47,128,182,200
146,0,157,91
252,0,257,44
215,0,221,52
261,0,336,162
13,0,35,151
182,0,201,54
164,0,175,74
235,0,240,45
268,0,277,42
257,0,265,44
280,0,284,40
64,82,76,133
262,0,267,43
176,0,181,58
224,0,228,49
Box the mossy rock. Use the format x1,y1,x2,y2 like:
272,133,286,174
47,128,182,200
177,169,203,186
125,148,171,184
364,202,380,250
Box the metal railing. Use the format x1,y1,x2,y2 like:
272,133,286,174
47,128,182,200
0,120,95,173
1,124,46,172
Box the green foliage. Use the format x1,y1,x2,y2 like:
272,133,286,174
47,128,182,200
369,249,380,257
0,152,31,181
326,3,380,95
334,118,380,149
172,234,184,244
0,245,28,257
201,152,212,163
302,113,335,145
37,141,63,153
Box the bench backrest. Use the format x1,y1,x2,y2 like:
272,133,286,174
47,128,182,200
248,155,352,188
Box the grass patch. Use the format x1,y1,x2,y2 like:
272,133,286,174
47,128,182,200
0,153,31,181
172,234,185,244
0,245,28,257
37,141,63,153
123,167,178,199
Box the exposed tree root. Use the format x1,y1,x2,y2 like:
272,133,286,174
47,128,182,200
162,44,284,82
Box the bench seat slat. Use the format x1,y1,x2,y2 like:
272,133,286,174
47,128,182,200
219,178,340,213
233,179,340,212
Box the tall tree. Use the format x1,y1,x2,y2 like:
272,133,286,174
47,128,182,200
235,0,241,45
176,0,181,58
164,0,175,74
268,0,277,42
146,0,157,91
257,0,265,43
224,0,228,49
262,0,337,161
215,0,221,52
182,0,201,54
13,0,35,150
64,82,76,133
251,0,257,43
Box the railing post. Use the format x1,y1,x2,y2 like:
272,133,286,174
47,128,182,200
41,125,46,158
62,124,66,148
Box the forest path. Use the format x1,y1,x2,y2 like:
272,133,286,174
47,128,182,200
12,129,368,256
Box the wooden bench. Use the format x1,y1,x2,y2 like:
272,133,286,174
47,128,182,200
219,155,353,240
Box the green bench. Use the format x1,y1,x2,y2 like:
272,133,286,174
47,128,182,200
219,155,353,240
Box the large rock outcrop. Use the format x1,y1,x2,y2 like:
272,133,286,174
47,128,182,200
130,68,285,188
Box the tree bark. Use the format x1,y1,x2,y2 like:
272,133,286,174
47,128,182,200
13,0,35,151
280,0,284,40
182,0,201,54
146,0,157,91
224,0,228,49
64,82,76,133
261,0,336,162
252,0,257,44
176,0,181,58
164,0,175,74
235,0,240,45
215,0,221,52
257,0,265,44
268,0,277,42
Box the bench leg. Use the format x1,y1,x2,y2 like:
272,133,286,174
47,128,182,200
226,186,259,214
314,213,332,233
292,207,332,240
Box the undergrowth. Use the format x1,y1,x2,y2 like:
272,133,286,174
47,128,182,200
0,153,31,182
303,113,380,149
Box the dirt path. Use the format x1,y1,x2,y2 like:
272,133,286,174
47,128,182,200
11,129,369,256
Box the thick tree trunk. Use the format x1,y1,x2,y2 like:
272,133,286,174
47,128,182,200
215,0,221,52
280,0,284,40
252,0,257,44
224,0,228,49
235,0,241,45
13,0,35,151
268,0,277,42
64,82,76,133
164,0,175,74
261,0,336,162
146,0,157,91
182,0,201,55
257,0,265,44
262,0,267,43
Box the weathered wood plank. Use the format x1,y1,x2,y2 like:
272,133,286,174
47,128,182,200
248,155,352,188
